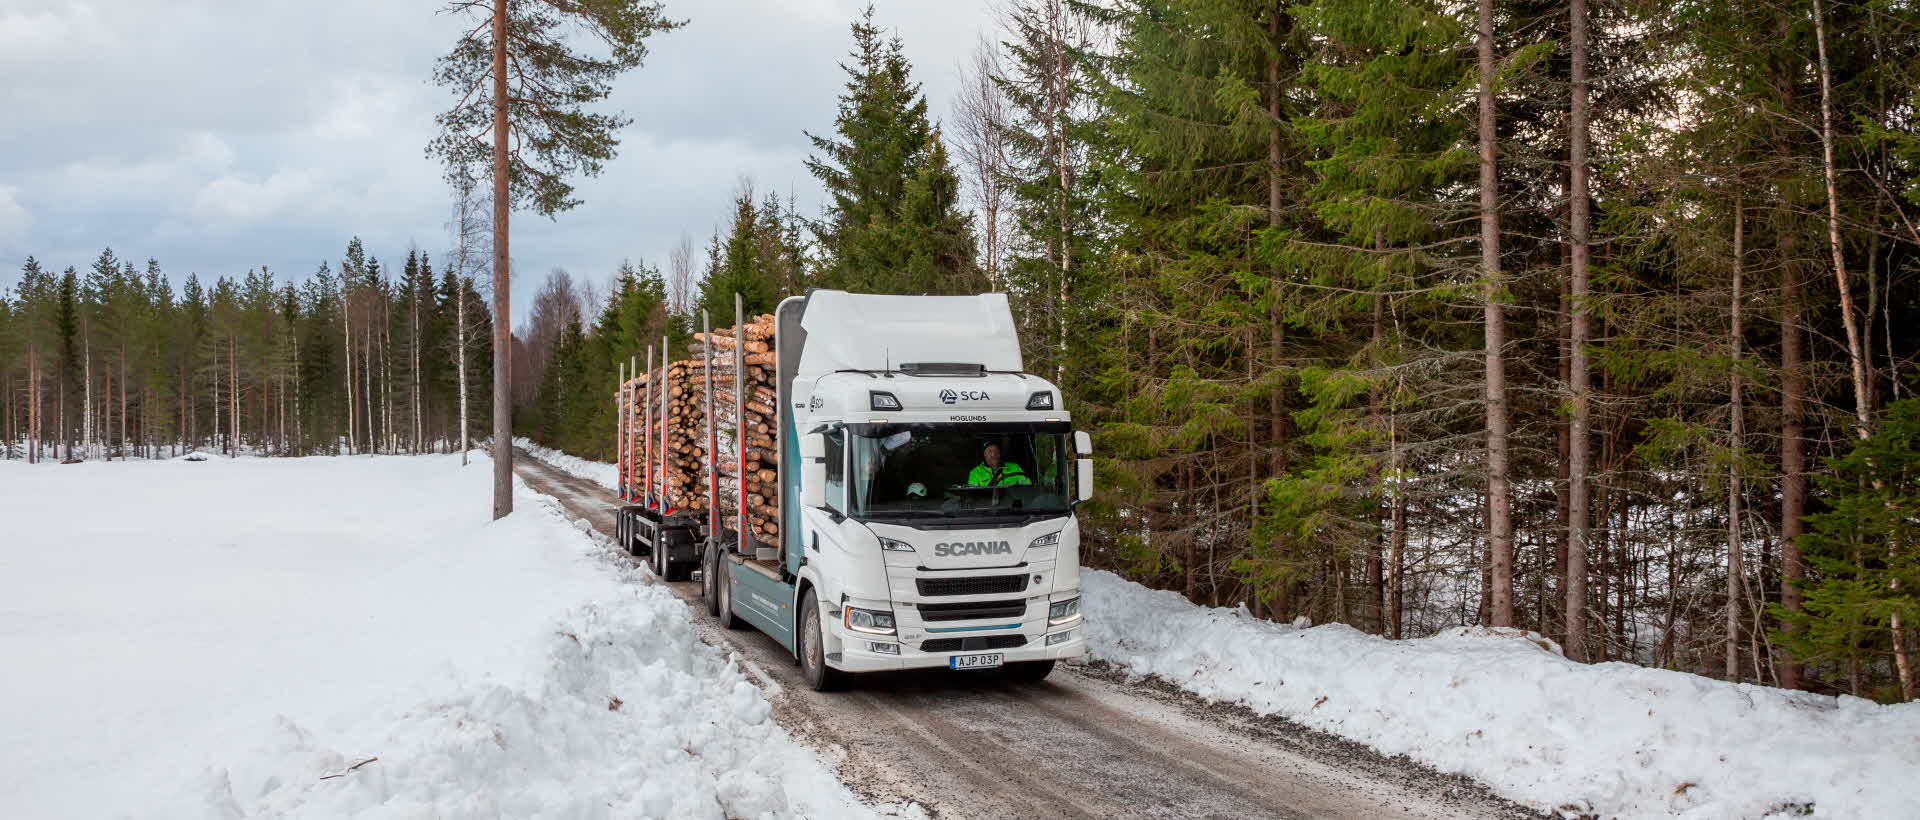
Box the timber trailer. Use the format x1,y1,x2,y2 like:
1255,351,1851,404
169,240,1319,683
612,290,1094,690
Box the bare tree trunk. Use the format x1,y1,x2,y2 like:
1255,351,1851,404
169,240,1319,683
1368,230,1387,633
413,283,422,453
102,358,110,461
364,297,375,455
1389,384,1406,639
1477,0,1515,628
344,289,356,454
83,336,92,460
1266,3,1288,483
387,300,396,453
1728,198,1747,681
956,37,1011,291
1565,0,1593,659
455,233,473,467
292,331,302,456
1050,0,1072,385
1813,0,1913,700
27,354,36,463
492,0,515,519
119,350,127,460
229,336,239,456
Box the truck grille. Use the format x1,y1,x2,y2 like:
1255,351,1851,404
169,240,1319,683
921,635,1029,652
916,599,1027,622
916,574,1028,597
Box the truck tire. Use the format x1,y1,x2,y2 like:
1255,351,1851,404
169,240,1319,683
798,589,844,692
1003,660,1055,683
715,557,743,631
702,543,721,617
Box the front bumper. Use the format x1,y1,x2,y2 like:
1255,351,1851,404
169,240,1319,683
829,621,1086,673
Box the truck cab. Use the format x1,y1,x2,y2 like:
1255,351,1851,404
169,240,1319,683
714,290,1092,689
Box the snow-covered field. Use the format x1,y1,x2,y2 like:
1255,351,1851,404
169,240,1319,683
0,454,872,819
1083,569,1920,819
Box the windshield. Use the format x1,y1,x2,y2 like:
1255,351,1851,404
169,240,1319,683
846,425,1072,521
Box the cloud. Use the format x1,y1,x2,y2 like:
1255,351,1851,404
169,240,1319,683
0,0,999,319
0,186,30,254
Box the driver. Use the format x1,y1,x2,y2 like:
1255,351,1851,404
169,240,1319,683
967,442,1032,487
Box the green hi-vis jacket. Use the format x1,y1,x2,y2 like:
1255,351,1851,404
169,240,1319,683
968,461,1032,487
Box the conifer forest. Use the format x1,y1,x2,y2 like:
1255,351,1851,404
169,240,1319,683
6,0,1920,704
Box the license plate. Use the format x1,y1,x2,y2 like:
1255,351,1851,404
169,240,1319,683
949,653,1004,670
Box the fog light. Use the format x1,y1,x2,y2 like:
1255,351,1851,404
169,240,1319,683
1046,630,1075,646
869,641,900,655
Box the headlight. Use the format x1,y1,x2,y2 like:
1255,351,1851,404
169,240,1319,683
844,606,896,635
870,391,902,410
1048,597,1081,626
878,537,915,552
1030,531,1061,549
1026,391,1055,410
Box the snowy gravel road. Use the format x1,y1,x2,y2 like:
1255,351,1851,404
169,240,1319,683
513,449,1541,820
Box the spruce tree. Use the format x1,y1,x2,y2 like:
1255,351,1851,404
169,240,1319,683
806,6,980,294
698,191,780,319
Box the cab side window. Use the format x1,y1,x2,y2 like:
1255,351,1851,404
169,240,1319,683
824,430,846,514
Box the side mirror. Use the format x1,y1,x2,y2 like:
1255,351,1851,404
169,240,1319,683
800,433,827,509
1076,457,1095,502
1074,430,1093,457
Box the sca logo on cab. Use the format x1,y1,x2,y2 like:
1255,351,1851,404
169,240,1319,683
938,389,990,405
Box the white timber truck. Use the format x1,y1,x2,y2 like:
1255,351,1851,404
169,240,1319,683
615,289,1093,690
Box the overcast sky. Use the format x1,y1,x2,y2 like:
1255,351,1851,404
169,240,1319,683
0,0,997,325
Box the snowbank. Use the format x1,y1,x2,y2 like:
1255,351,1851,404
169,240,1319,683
1081,569,1920,819
515,436,618,492
0,454,875,819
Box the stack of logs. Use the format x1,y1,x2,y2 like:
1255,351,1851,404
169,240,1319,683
620,314,783,545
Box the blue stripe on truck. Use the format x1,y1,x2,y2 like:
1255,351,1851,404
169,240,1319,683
924,623,1022,633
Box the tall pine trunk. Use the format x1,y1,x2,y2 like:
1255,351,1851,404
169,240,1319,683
1566,0,1593,659
1728,198,1747,680
1477,0,1515,628
1780,248,1807,689
491,0,515,519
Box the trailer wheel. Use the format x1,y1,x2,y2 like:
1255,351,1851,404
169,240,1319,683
715,557,743,630
702,542,720,617
799,589,844,691
1002,660,1055,683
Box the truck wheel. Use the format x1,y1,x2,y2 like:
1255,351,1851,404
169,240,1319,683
715,557,743,630
799,589,844,692
702,543,720,616
615,511,629,555
1003,660,1055,683
651,529,666,577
